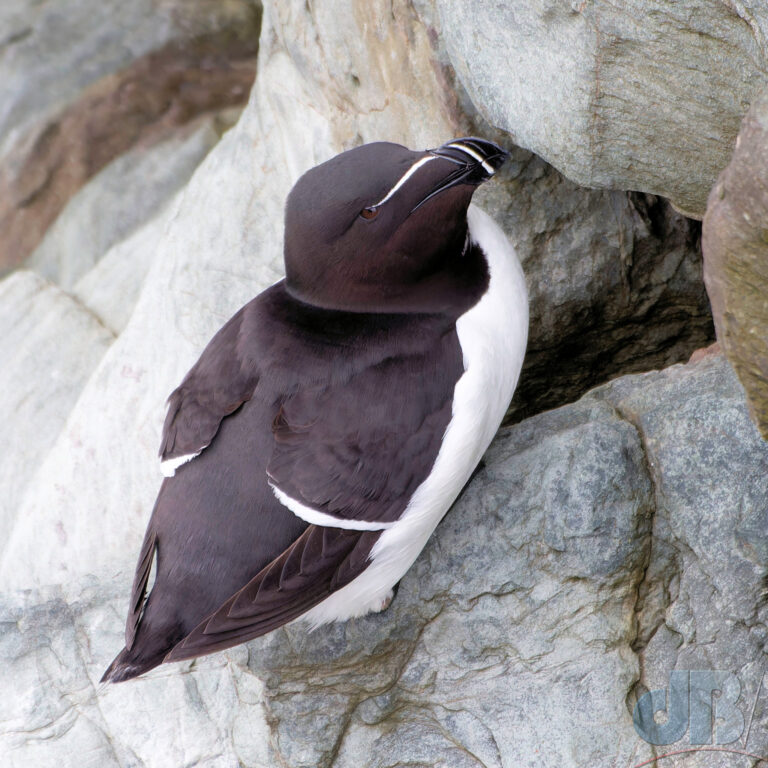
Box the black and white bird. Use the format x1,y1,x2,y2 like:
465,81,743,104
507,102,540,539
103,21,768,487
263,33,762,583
102,137,528,683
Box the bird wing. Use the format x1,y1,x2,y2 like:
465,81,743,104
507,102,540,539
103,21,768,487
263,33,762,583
164,525,380,662
265,322,462,529
158,301,260,475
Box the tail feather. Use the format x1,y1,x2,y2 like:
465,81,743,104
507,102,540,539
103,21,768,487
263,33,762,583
100,644,167,684
101,604,185,683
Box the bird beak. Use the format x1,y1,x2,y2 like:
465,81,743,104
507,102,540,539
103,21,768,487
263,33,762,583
411,137,509,213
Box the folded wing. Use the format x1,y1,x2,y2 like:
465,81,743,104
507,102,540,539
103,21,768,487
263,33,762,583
159,302,260,475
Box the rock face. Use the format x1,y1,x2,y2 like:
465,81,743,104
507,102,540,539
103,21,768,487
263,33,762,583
27,114,230,290
0,0,261,273
703,86,768,440
0,271,114,542
435,0,768,217
0,0,258,146
4,355,767,768
475,157,713,423
1,0,764,766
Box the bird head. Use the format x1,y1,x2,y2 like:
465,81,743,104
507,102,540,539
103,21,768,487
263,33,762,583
283,137,507,312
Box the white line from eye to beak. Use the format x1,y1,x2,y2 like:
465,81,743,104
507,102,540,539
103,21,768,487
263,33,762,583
371,155,437,208
446,143,495,175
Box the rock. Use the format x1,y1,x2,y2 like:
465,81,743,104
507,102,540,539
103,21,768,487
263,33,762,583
3,355,767,768
70,204,176,336
0,583,269,768
434,0,768,217
606,355,768,765
475,155,713,423
26,113,230,290
0,0,261,272
703,86,768,440
0,271,114,543
688,341,721,364
0,0,259,150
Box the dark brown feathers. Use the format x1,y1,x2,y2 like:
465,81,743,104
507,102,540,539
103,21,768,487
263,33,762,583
159,304,260,462
165,526,380,662
102,268,488,683
125,529,156,650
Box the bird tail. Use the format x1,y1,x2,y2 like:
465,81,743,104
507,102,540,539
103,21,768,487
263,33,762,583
100,643,167,684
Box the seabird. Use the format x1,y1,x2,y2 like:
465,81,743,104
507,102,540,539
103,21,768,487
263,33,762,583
102,137,528,683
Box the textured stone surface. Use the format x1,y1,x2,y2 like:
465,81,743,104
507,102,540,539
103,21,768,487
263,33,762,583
27,113,230,290
475,153,713,423
0,270,114,543
3,355,767,768
604,356,768,768
435,0,768,217
0,0,261,272
703,85,768,440
0,0,259,149
0,583,269,768
70,204,177,336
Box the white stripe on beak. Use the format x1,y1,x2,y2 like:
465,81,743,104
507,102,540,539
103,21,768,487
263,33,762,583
445,143,495,175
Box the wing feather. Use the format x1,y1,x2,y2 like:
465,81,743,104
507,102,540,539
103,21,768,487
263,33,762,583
159,302,260,467
164,526,380,661
125,529,157,649
266,326,462,527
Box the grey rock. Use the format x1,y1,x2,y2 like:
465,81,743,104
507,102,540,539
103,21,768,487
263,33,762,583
70,203,176,336
0,0,260,272
474,152,713,422
26,114,226,290
0,583,266,768
603,355,768,768
434,0,768,217
703,84,768,440
0,271,114,542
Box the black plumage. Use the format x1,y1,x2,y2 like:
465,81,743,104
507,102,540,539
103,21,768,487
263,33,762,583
102,137,508,682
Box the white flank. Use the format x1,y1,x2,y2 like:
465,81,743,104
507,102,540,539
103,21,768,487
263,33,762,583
371,156,436,208
270,484,396,531
446,142,495,175
160,451,202,478
299,204,529,626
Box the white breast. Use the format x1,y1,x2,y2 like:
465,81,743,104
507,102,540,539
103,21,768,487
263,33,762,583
299,204,529,627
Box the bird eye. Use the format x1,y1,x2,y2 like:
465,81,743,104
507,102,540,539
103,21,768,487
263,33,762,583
360,207,379,220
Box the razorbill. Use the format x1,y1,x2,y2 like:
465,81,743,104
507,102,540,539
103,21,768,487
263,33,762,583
101,137,528,683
